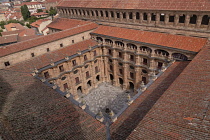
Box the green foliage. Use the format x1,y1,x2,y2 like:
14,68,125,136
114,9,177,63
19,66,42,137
46,10,48,13
37,9,43,13
7,20,24,26
26,23,31,28
0,29,3,36
49,7,57,20
0,21,6,29
21,5,30,21
28,16,38,24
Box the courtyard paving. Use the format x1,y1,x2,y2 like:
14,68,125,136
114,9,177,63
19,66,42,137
78,82,134,115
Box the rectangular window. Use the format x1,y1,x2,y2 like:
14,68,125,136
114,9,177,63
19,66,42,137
44,71,50,79
72,60,77,66
158,62,163,69
47,48,50,52
72,40,74,43
82,36,84,40
31,53,35,57
59,65,64,72
119,69,123,74
109,49,112,55
130,72,134,79
84,55,87,61
110,65,113,71
95,66,99,73
4,61,10,66
119,52,122,58
130,55,134,61
63,83,68,90
60,43,63,47
143,58,147,65
75,77,80,84
86,71,90,78
94,50,97,56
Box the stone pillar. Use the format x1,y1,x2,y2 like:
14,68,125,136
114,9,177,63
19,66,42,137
114,11,117,21
174,14,179,26
113,59,119,87
103,47,108,81
185,14,190,27
149,59,155,71
126,12,129,21
90,61,96,88
164,14,169,25
134,67,141,92
120,12,123,22
208,19,210,30
155,13,160,25
196,15,203,28
99,56,105,82
123,64,128,90
140,12,143,23
132,12,136,23
147,13,151,24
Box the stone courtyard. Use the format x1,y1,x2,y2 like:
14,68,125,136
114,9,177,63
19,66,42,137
78,82,135,115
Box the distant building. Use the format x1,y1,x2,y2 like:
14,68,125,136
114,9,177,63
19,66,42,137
31,12,48,18
30,19,51,35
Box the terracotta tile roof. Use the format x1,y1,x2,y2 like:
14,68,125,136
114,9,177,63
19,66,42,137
126,41,210,139
92,25,207,52
18,29,36,37
1,30,23,36
57,0,210,11
0,35,17,45
18,35,41,42
15,2,43,6
7,39,98,72
0,22,98,57
4,23,25,31
111,61,190,139
31,12,48,16
0,69,106,139
30,19,51,28
47,18,92,30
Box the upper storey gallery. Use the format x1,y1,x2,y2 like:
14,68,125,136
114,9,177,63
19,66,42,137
57,0,210,37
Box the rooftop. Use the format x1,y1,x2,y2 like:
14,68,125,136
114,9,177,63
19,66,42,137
92,25,208,52
30,19,51,28
4,23,25,31
57,0,210,11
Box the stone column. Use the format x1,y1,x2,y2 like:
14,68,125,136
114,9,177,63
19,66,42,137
147,13,151,24
114,11,117,21
174,14,179,26
113,59,119,87
126,12,129,21
132,12,136,23
123,64,128,90
103,10,106,20
134,67,141,92
164,13,169,25
155,13,160,25
185,14,190,27
196,15,203,28
140,12,143,23
120,12,123,22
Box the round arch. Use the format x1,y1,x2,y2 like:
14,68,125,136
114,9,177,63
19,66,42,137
129,82,134,91
77,86,82,94
155,49,169,56
172,53,188,61
127,43,137,49
140,46,152,53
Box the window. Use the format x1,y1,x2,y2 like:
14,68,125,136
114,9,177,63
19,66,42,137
142,69,147,74
94,59,98,63
75,77,80,84
59,65,64,72
130,55,134,61
60,43,63,47
143,58,147,65
72,40,74,43
86,71,90,78
61,76,66,80
119,63,123,66
82,36,84,40
74,70,78,74
85,65,89,68
84,55,87,61
95,66,99,73
130,65,134,69
119,52,122,58
130,72,134,79
93,50,97,56
109,49,112,55
47,48,50,52
31,53,35,57
72,60,77,66
4,61,10,66
110,65,113,71
63,83,68,90
44,71,50,79
158,62,163,69
109,59,112,63
119,69,123,74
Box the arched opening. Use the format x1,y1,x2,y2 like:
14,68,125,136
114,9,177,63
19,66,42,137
87,10,90,16
143,13,147,20
110,74,114,84
96,75,100,82
190,15,197,24
78,9,81,15
127,43,137,49
105,11,108,17
151,13,156,21
140,46,152,53
91,10,94,16
82,10,85,15
71,9,74,15
142,77,146,84
105,39,113,45
87,80,92,88
77,86,82,94
155,49,169,56
95,10,98,16
100,11,103,17
129,12,133,19
136,12,140,20
115,41,124,47
179,14,185,23
111,11,114,18
160,13,165,21
119,78,123,85
96,37,103,42
123,12,126,19
172,53,188,61
75,9,78,15
201,15,209,25
129,82,134,91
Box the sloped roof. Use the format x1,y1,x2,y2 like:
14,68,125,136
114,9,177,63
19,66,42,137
0,35,17,45
57,0,210,11
30,19,50,28
4,23,25,31
47,18,92,30
0,22,98,57
0,68,106,139
92,25,207,52
126,41,210,139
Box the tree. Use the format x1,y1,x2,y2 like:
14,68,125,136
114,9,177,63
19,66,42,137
37,9,43,13
49,7,57,20
21,4,30,21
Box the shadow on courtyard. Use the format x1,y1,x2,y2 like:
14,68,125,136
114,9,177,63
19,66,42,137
111,62,189,139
